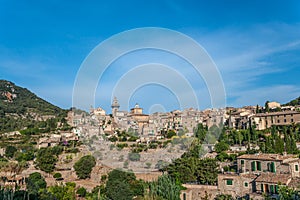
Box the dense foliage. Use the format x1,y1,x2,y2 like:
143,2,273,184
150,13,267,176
5,145,17,158
35,146,63,173
278,185,300,200
74,155,96,179
26,172,47,198
283,96,300,106
106,169,144,200
0,80,67,133
148,175,181,200
167,157,218,185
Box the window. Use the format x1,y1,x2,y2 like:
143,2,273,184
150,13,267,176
291,119,294,123
257,161,262,171
251,161,256,171
183,193,186,200
270,162,276,173
277,119,280,123
261,184,264,192
244,182,249,187
284,119,287,123
270,185,275,194
295,164,299,172
226,179,233,185
241,160,244,165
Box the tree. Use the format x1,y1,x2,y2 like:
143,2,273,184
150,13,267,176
265,101,270,112
106,169,144,200
194,123,207,142
278,185,300,200
26,172,47,198
256,104,260,113
77,187,87,197
48,182,76,200
35,148,57,173
274,135,284,154
87,185,107,200
148,175,181,200
196,158,218,185
15,150,34,162
214,141,229,153
5,146,17,158
167,157,218,185
74,155,96,179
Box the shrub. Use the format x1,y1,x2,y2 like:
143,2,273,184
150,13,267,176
128,152,140,161
77,187,87,197
5,146,17,158
53,172,62,179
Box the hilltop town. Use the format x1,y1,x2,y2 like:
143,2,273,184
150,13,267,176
1,81,300,200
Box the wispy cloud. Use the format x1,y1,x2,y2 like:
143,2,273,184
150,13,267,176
230,85,300,107
187,23,300,106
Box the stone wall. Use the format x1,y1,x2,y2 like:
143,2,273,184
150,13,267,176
218,173,254,198
135,171,162,182
180,184,218,200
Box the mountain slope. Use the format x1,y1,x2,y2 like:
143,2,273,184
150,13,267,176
283,96,300,106
0,80,66,133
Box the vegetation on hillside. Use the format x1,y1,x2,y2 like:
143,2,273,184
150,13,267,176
74,155,96,179
283,96,300,106
0,80,67,133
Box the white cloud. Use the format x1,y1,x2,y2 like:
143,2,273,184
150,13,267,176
186,23,300,106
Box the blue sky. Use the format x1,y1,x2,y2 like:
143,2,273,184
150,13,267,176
1,0,300,113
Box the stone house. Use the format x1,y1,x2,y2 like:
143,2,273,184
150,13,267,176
218,173,257,198
180,184,218,200
251,111,300,130
218,153,300,199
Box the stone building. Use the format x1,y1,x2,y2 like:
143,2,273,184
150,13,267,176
129,103,149,134
218,153,300,199
251,110,300,130
180,184,218,200
111,96,120,117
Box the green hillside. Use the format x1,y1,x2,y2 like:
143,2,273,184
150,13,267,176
0,80,67,133
283,96,300,106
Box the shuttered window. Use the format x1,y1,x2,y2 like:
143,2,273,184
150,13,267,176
257,161,261,171
270,185,274,193
251,161,256,171
226,179,233,185
270,162,276,173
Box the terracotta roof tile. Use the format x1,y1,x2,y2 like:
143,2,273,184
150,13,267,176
255,173,291,184
237,153,298,161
